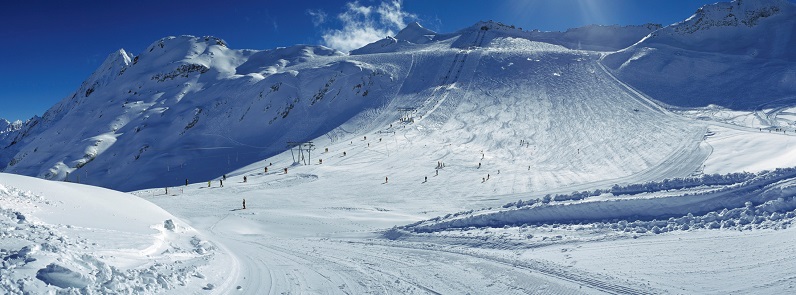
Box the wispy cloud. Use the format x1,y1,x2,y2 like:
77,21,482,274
318,0,416,53
307,9,327,27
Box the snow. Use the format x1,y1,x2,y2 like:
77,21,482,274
703,126,796,174
0,173,230,293
394,22,437,44
526,23,662,51
3,0,796,293
603,0,796,109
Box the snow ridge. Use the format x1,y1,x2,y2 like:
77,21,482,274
403,167,796,233
672,0,790,34
602,0,796,109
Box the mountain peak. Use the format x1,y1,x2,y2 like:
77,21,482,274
672,0,793,34
394,22,436,44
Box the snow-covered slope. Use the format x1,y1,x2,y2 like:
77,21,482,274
0,119,22,143
603,0,796,109
0,173,229,293
526,23,662,51
0,36,396,191
0,20,704,192
5,1,796,292
0,119,23,178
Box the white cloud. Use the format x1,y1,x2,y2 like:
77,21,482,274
307,9,327,27
320,0,416,53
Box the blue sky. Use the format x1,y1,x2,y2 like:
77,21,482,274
0,0,724,121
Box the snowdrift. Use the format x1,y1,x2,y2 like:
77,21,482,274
402,168,796,233
0,173,228,293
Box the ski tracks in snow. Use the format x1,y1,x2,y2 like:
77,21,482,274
211,233,628,294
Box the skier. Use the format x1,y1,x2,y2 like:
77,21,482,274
424,176,427,182
343,151,347,156
284,167,288,174
243,176,247,183
220,179,223,187
242,198,246,210
319,159,323,164
478,163,481,169
487,174,490,180
185,179,188,186
385,176,388,183
223,174,226,181
325,147,329,153
265,167,268,173
436,170,439,176
208,181,211,187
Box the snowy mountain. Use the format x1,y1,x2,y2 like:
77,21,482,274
0,119,23,137
0,36,396,191
603,0,796,109
6,1,796,293
353,21,661,55
1,1,794,193
0,19,694,192
526,23,662,51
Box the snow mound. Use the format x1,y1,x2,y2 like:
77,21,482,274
0,173,230,293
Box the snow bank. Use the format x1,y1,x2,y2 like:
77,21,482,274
406,168,796,233
0,173,227,294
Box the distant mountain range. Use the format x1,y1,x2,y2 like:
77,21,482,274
1,0,792,191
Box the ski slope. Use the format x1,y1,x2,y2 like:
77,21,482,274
4,0,796,293
131,29,795,293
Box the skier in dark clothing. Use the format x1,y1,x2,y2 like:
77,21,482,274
243,176,247,182
242,199,246,209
